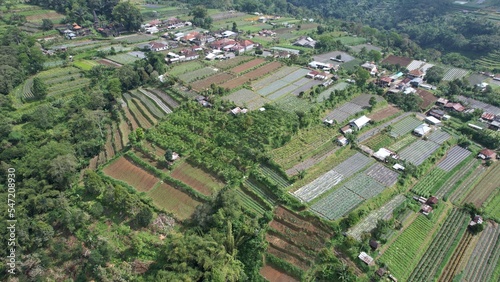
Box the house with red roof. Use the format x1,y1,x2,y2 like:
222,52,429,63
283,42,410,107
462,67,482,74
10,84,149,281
478,148,496,160
444,102,465,112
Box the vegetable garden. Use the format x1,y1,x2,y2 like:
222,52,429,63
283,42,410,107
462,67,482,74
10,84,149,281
398,139,440,166
389,116,422,138
437,145,471,172
103,156,160,192
407,209,469,282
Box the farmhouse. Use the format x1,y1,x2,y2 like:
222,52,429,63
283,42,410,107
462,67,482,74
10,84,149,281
469,215,483,226
408,69,424,79
376,268,387,278
427,109,445,119
378,76,392,87
425,116,441,125
436,97,449,106
490,120,500,131
478,148,496,160
230,107,248,115
350,115,371,130
340,125,353,135
373,148,397,162
413,124,431,137
361,61,378,75
444,102,465,112
481,112,496,122
421,204,433,215
294,36,316,48
358,252,375,266
369,239,379,250
337,136,349,146
426,196,439,206
323,118,334,126
148,41,168,52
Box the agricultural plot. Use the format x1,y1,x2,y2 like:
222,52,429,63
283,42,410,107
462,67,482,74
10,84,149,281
407,209,469,282
113,34,156,43
388,134,417,151
106,53,141,65
463,162,500,208
325,102,364,123
389,116,422,138
230,58,265,73
280,68,311,83
484,189,500,222
362,134,394,151
436,158,479,198
21,78,34,100
193,73,236,91
257,80,289,96
343,174,385,199
46,78,91,97
317,82,349,102
147,88,180,108
74,60,100,71
449,164,487,203
461,222,500,282
398,139,440,166
380,214,436,281
213,56,253,70
168,61,204,76
311,186,364,220
148,183,201,221
129,90,166,118
235,187,268,216
177,67,218,82
245,179,277,205
411,168,448,197
348,195,406,241
260,265,299,282
427,130,451,145
350,94,384,108
442,67,469,81
274,95,316,113
221,62,282,89
171,162,224,196
103,156,159,192
456,95,500,115
291,80,323,96
438,231,474,282
123,93,153,129
259,165,290,189
223,89,269,110
267,84,300,101
137,88,172,114
252,66,299,90
437,145,471,172
364,163,399,187
293,153,372,202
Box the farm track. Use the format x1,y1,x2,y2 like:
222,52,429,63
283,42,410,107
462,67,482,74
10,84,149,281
436,159,479,198
438,232,473,282
104,125,115,160
461,222,500,282
449,165,486,203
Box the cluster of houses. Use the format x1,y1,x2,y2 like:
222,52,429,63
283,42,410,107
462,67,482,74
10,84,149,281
293,36,316,48
330,115,372,146
58,23,91,39
413,196,439,216
479,111,500,131
142,18,192,34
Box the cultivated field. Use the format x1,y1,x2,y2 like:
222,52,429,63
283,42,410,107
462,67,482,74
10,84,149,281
310,186,364,220
437,145,471,172
442,67,469,81
398,139,440,166
484,189,500,222
407,209,469,282
260,265,299,282
230,58,265,73
368,104,401,122
235,187,268,216
171,162,224,196
147,88,180,109
168,61,204,77
178,67,218,83
461,222,500,282
191,72,236,91
348,195,406,241
435,158,479,198
106,53,141,65
137,88,172,114
221,62,282,89
380,211,443,282
438,231,475,282
293,152,372,202
364,163,399,187
223,89,269,110
456,95,500,115
389,116,422,138
362,134,394,151
427,130,451,145
463,162,500,208
103,156,159,192
148,183,201,220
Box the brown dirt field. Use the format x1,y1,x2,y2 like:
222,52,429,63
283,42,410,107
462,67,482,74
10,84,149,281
221,62,282,89
97,151,107,166
267,246,311,270
104,126,115,159
463,162,500,208
230,58,265,74
123,106,139,130
269,219,325,251
97,59,122,68
417,89,437,109
438,232,474,282
88,156,98,170
132,150,169,174
274,206,332,237
260,265,299,282
266,233,312,260
171,162,223,196
368,104,401,122
382,55,412,67
191,73,235,91
103,156,160,192
26,11,64,22
148,183,201,220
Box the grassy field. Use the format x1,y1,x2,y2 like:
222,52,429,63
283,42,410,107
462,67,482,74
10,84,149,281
171,161,225,196
74,60,100,71
362,133,394,151
484,188,500,222
148,182,201,220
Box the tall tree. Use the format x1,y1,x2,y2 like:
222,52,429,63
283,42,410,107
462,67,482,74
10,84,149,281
112,1,142,32
32,77,47,100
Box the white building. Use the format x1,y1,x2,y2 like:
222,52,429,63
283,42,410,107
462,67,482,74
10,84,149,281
350,115,371,130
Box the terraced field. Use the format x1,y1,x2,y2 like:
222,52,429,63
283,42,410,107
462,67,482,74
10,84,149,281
389,116,422,138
